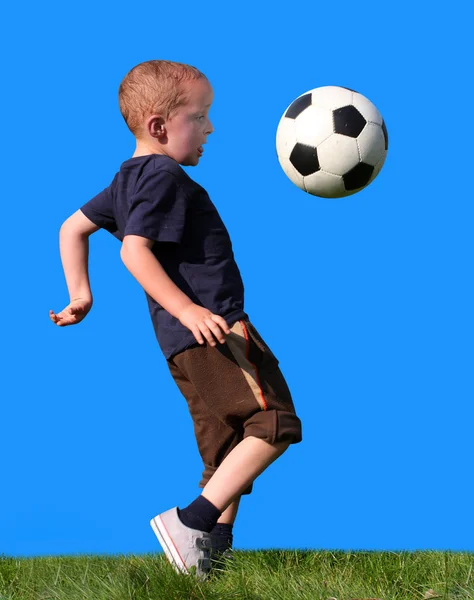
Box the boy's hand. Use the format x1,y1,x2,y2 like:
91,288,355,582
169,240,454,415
50,297,92,326
178,304,231,347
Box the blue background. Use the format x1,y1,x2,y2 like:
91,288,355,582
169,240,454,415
1,0,472,557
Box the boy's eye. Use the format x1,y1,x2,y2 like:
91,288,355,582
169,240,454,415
197,116,205,120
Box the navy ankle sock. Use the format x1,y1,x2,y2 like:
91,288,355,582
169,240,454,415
210,522,234,542
178,495,222,533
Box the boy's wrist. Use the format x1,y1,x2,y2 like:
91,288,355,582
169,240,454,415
70,292,93,303
175,300,196,321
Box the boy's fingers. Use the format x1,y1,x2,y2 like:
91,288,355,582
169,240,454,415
203,320,223,345
211,314,230,334
220,317,231,333
192,326,204,345
54,313,76,325
58,318,73,326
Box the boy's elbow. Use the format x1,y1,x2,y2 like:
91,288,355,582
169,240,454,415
120,245,128,264
120,242,139,266
61,210,100,237
121,235,154,260
120,243,131,265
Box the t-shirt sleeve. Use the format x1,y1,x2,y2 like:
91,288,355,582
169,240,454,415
80,181,118,234
123,169,187,244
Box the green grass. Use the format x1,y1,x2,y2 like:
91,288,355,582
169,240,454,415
1,550,473,600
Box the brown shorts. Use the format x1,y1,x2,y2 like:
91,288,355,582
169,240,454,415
166,318,302,495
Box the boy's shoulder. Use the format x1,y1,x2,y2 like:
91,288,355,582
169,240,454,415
120,154,180,178
122,154,205,196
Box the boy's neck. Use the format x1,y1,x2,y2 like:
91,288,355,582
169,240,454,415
132,140,166,159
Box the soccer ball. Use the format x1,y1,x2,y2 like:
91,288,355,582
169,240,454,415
276,86,388,198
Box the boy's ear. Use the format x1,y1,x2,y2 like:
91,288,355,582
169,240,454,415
148,115,166,139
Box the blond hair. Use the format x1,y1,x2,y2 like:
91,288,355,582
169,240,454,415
118,60,207,139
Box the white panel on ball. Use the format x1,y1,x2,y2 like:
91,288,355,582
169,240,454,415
310,86,353,111
370,151,388,181
304,170,347,198
357,123,386,165
275,117,296,160
352,92,383,125
317,134,359,175
294,105,334,148
277,156,305,189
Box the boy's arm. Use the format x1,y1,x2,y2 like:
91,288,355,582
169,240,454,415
120,235,230,346
120,234,193,319
50,210,99,326
60,210,99,302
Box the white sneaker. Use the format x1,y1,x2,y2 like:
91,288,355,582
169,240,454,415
150,507,212,580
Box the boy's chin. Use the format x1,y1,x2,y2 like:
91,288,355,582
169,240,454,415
180,155,200,167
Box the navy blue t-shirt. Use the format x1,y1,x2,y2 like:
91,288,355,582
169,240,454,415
80,154,248,360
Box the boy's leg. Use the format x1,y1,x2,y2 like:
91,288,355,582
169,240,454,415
151,319,302,580
217,496,241,525
166,357,254,500
202,437,290,512
170,318,302,530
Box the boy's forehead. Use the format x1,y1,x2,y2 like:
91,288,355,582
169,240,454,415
185,78,214,106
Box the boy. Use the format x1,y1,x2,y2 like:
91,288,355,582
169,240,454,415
50,60,303,580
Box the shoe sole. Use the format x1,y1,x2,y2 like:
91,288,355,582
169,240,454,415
150,515,189,575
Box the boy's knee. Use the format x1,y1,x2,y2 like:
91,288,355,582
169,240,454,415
243,409,302,446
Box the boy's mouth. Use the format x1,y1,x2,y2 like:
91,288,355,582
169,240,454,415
198,145,204,155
